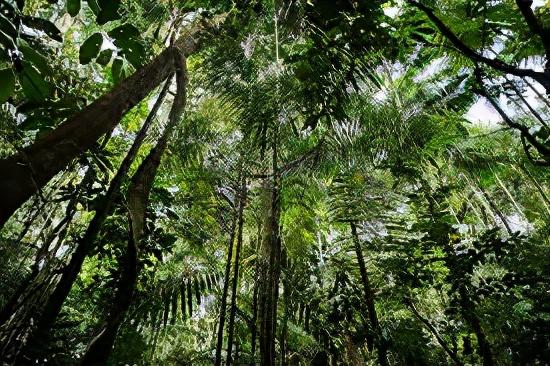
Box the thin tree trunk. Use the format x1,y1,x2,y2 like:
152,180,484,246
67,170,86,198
170,289,178,325
187,280,193,317
12,195,43,244
0,164,96,327
458,287,494,366
250,276,259,366
0,18,218,228
516,164,550,214
259,122,282,366
250,217,263,366
80,225,138,365
214,211,238,366
477,185,513,235
226,179,247,365
350,222,388,366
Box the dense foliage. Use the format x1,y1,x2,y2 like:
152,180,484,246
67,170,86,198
0,0,549,365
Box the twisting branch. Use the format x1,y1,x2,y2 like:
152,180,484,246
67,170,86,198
472,70,550,161
521,135,550,166
280,138,325,176
514,0,550,68
476,88,550,158
81,47,189,366
405,297,464,366
406,0,550,91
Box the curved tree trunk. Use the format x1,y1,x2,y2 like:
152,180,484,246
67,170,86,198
80,229,138,366
19,76,174,358
0,18,217,228
80,49,188,365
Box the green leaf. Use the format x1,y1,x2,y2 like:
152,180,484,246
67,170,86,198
0,29,16,51
0,68,15,104
96,48,113,65
0,13,17,39
19,62,52,102
79,32,103,64
23,17,63,42
108,23,140,41
19,41,52,75
115,39,145,68
19,115,55,131
86,0,100,15
67,0,81,17
111,57,128,83
96,0,121,25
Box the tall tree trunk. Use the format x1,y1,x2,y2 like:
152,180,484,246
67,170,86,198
80,226,138,365
21,74,175,357
80,48,188,365
0,163,97,327
259,127,282,366
214,211,238,366
226,178,247,366
12,195,44,244
458,287,494,366
350,222,388,366
0,18,217,228
250,275,259,366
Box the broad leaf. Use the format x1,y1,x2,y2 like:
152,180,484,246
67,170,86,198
19,62,52,102
20,41,52,75
79,33,103,65
0,68,15,103
23,17,63,42
111,57,128,83
108,23,140,41
0,13,17,39
67,0,81,17
96,48,113,66
96,0,121,25
114,38,145,68
86,0,100,15
19,115,55,131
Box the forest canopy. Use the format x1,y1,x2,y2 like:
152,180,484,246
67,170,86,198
0,0,549,365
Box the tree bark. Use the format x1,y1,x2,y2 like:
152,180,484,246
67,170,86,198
458,287,494,366
0,17,218,228
80,225,138,365
259,133,282,366
80,49,188,365
250,276,259,366
226,178,247,366
20,76,174,358
214,210,238,366
350,222,388,366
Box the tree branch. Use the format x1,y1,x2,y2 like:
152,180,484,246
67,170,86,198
473,86,550,160
407,0,550,90
405,298,464,366
515,0,550,66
